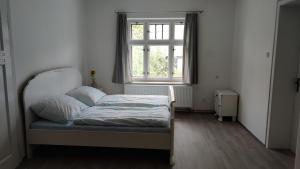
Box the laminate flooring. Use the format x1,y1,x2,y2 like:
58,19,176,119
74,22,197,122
18,113,295,169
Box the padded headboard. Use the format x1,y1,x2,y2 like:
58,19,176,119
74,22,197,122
23,68,82,130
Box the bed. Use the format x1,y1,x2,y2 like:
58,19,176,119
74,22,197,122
95,94,170,107
23,68,176,165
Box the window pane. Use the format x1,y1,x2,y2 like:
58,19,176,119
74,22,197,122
149,24,169,40
156,25,162,40
131,24,144,40
175,24,184,40
149,25,156,40
131,46,144,77
149,46,169,78
163,25,169,40
173,46,183,78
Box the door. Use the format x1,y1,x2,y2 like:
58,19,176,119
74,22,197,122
296,111,300,169
295,55,300,169
292,55,300,153
0,0,19,169
267,4,300,150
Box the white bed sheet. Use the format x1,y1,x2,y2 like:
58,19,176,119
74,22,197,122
73,106,170,127
95,95,169,108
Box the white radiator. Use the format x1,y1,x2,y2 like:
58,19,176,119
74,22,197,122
124,84,193,108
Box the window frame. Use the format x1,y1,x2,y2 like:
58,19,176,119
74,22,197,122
128,18,185,83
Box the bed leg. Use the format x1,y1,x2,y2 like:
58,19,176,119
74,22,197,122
168,86,175,166
170,151,175,166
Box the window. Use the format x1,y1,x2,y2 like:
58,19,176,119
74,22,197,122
131,24,144,40
149,24,169,40
174,24,184,40
129,19,185,82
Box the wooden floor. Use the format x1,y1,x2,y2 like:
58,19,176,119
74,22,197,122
18,113,295,169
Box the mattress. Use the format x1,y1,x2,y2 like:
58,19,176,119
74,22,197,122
30,120,170,133
73,106,170,127
95,95,169,108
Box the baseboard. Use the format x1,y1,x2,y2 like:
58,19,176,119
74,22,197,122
237,121,266,146
175,107,192,113
175,108,215,114
192,109,215,114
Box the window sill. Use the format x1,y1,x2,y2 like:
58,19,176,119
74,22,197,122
127,81,190,86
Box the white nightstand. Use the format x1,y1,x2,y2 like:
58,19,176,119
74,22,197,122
214,90,238,122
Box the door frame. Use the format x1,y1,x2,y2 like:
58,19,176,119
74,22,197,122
266,0,299,148
0,0,21,168
266,0,300,168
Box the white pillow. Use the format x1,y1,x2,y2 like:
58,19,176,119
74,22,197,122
30,95,88,123
67,86,106,106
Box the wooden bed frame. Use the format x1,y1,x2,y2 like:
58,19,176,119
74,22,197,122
23,68,176,165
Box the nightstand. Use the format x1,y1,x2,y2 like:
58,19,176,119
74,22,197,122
214,90,238,122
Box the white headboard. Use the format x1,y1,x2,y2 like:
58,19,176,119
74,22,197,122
23,68,82,129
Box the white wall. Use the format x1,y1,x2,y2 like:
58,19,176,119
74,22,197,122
9,0,86,161
85,0,236,110
230,0,277,143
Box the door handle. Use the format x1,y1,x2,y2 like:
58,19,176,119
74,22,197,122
295,78,300,92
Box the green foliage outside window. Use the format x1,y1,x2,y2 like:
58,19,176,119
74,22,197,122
149,46,168,78
132,46,144,77
131,24,144,40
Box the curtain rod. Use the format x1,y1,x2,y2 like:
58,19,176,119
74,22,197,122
114,10,204,14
